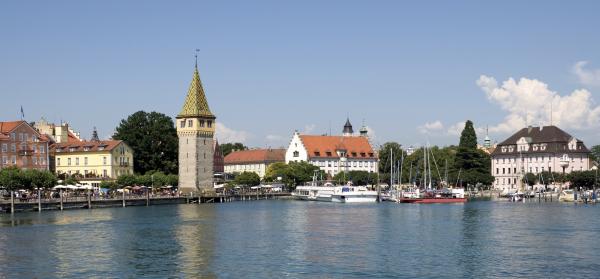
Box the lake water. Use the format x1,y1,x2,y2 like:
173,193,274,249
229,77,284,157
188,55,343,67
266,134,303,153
0,200,599,278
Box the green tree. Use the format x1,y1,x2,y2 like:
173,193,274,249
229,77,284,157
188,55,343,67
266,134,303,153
116,174,137,187
288,161,324,186
378,142,404,175
166,174,178,186
0,167,24,191
590,145,600,164
264,162,291,182
454,120,494,188
220,142,248,157
459,120,477,149
568,171,596,189
99,181,119,190
234,172,261,186
333,170,377,186
522,173,538,187
113,111,178,174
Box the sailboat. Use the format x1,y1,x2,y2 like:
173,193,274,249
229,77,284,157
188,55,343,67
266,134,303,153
400,145,467,203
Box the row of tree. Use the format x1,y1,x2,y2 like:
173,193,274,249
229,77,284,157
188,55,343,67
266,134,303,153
99,171,179,190
0,167,57,191
523,170,599,189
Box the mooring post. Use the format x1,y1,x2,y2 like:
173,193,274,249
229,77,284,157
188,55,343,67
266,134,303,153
87,190,92,209
122,191,126,207
60,190,63,211
38,189,42,212
146,188,150,206
10,191,15,214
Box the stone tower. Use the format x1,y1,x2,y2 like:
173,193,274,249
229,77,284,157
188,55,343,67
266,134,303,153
176,61,216,194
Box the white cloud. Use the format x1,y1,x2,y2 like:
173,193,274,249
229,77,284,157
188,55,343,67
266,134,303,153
476,75,600,134
418,121,444,134
216,123,250,143
572,61,600,87
447,121,466,136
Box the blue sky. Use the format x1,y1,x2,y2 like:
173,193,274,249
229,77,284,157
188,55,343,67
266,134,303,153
2,1,600,148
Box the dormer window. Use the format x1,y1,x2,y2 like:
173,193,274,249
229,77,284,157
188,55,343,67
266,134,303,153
314,152,320,156
369,153,374,157
360,152,366,157
326,151,332,157
501,147,506,152
69,147,77,152
508,146,514,152
351,152,357,157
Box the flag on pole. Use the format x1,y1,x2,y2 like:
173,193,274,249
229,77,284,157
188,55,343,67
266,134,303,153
20,106,24,120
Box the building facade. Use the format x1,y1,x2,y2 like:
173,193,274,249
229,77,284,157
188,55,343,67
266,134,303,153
0,121,50,171
491,125,591,191
177,62,216,194
51,140,134,187
285,119,378,177
224,149,286,178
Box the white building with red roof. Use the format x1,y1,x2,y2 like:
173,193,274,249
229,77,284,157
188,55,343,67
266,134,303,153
224,148,285,178
285,119,378,177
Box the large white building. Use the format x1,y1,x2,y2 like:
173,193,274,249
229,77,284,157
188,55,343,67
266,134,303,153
491,125,591,191
285,119,378,177
224,148,285,178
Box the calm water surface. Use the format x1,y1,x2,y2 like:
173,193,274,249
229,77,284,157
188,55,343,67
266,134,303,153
0,200,599,278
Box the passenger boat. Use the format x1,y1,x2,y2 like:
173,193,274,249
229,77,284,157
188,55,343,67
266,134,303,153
330,186,378,203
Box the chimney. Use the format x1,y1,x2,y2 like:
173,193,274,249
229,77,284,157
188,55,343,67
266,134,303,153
528,125,533,134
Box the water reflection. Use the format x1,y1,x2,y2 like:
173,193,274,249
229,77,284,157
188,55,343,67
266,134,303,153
175,204,216,278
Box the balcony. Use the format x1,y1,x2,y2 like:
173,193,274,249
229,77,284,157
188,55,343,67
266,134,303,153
18,149,34,156
119,162,129,167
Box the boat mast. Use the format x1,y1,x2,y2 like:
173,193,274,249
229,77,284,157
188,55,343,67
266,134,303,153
390,148,394,192
444,159,448,188
423,146,427,189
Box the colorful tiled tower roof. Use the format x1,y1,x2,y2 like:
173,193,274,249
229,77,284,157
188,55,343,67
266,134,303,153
178,65,214,118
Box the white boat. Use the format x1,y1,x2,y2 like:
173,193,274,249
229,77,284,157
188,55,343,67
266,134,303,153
292,186,332,201
559,189,575,202
330,186,378,203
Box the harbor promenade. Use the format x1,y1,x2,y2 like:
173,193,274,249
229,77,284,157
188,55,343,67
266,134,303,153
0,192,292,214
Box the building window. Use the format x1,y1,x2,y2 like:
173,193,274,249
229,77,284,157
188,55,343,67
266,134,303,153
19,133,23,141
10,132,15,140
76,157,79,166
200,120,205,127
33,157,37,165
84,157,88,166
188,120,193,127
293,151,299,157
57,158,61,166
103,157,107,165
11,156,16,164
103,169,107,177
68,158,72,166
11,144,16,152
180,120,185,128
1,144,6,152
207,120,212,128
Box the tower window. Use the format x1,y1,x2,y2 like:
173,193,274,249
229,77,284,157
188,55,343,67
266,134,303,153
207,120,212,128
180,120,185,128
188,120,193,127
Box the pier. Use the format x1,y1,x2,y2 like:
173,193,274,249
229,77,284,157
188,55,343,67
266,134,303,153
0,192,292,214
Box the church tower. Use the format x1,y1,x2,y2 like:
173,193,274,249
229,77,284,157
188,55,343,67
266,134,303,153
176,59,216,194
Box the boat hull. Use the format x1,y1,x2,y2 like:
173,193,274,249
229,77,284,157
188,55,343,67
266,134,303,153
331,195,378,203
400,198,467,204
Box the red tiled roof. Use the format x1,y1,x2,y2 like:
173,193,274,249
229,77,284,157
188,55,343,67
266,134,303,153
67,131,82,143
0,121,48,142
51,140,123,153
225,149,285,165
299,135,376,159
0,121,26,134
